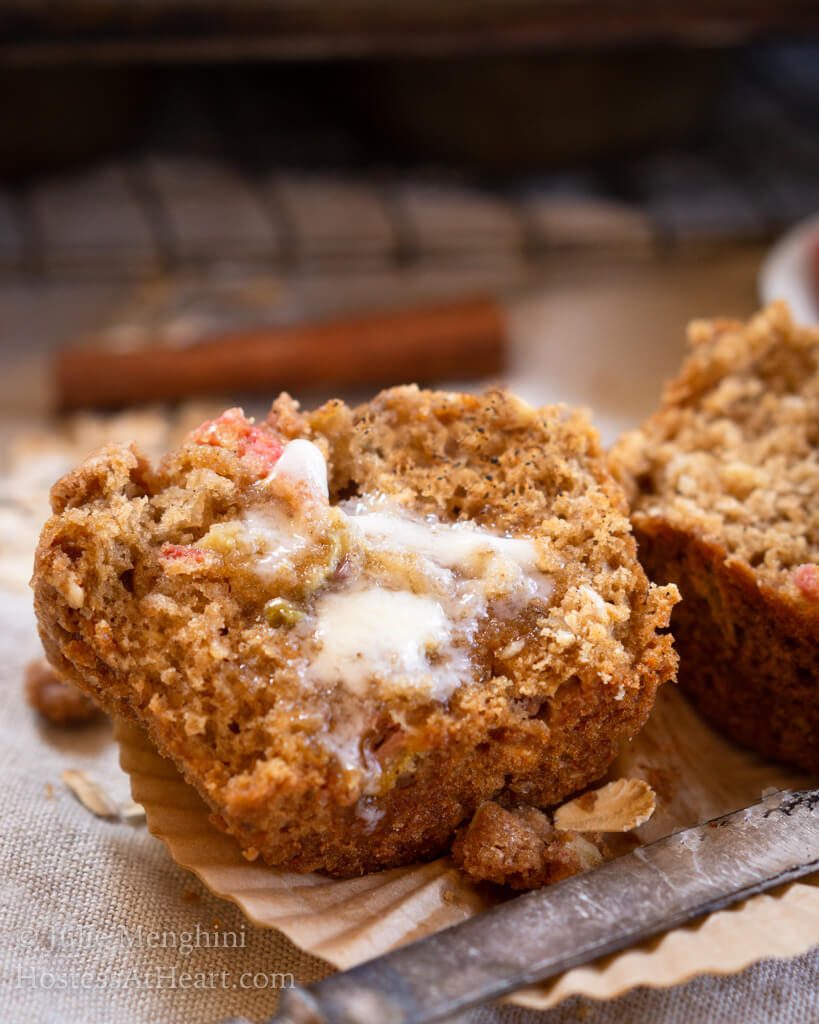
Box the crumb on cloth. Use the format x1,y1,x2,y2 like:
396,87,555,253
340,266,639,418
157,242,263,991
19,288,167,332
25,658,103,726
61,769,119,818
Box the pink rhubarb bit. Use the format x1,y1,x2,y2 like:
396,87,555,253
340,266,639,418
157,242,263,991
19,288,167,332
160,543,207,564
793,564,819,602
235,428,283,469
372,726,408,766
189,407,248,446
188,408,283,477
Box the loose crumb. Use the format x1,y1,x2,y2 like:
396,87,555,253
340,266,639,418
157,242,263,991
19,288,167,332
452,802,603,890
61,769,119,819
25,658,102,726
554,778,656,833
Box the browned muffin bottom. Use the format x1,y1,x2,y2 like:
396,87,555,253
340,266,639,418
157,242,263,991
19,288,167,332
611,304,819,773
34,386,677,876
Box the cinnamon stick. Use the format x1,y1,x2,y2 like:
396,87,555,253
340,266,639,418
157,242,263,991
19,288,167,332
55,294,506,410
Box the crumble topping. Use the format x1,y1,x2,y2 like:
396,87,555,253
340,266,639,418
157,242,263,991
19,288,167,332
452,802,604,890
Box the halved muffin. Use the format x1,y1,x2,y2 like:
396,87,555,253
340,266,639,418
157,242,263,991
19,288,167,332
33,387,677,876
611,304,819,773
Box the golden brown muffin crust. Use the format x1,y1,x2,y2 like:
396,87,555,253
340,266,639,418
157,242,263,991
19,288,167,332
34,387,677,875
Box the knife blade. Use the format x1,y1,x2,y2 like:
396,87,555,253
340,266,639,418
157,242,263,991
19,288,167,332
257,787,819,1024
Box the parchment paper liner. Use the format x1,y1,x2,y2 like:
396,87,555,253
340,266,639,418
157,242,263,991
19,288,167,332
116,686,819,1010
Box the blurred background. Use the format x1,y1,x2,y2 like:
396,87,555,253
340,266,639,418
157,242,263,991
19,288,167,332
2,1,819,438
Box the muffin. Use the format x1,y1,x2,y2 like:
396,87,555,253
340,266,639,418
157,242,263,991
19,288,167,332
33,386,677,876
611,303,819,773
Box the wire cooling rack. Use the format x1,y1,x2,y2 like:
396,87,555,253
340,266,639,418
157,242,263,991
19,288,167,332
1,43,818,281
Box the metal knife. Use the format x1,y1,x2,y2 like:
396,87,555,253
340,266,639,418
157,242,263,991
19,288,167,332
231,787,819,1024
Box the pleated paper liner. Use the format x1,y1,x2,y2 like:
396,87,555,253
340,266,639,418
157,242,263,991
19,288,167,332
115,686,819,1011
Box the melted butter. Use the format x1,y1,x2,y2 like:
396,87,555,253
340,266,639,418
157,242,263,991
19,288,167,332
348,505,542,574
311,588,461,699
346,498,554,607
243,508,312,579
243,441,554,704
264,438,329,498
242,440,331,578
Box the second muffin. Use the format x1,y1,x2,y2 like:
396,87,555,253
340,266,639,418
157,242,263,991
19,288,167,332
611,304,819,773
